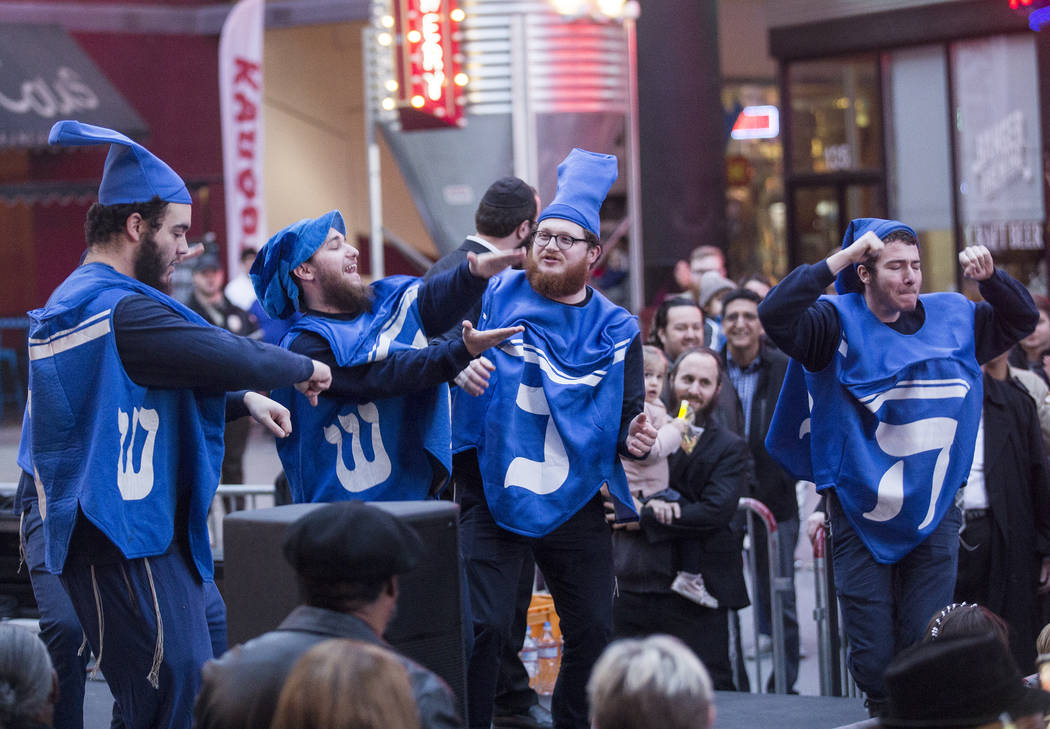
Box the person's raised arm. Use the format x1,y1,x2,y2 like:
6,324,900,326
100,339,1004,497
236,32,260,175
759,231,884,371
965,245,1039,363
416,249,524,336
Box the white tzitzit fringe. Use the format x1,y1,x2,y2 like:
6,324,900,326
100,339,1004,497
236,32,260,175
143,558,164,689
86,565,103,680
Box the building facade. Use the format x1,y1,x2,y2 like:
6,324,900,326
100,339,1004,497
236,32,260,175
769,0,1050,293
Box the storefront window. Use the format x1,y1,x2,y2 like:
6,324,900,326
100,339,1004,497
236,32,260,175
788,56,882,174
723,83,785,281
952,34,1044,288
885,45,955,293
793,186,839,265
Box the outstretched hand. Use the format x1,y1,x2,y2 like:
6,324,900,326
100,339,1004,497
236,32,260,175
468,248,526,279
243,391,292,437
959,245,994,281
454,356,495,396
625,412,658,457
462,320,523,357
294,360,332,406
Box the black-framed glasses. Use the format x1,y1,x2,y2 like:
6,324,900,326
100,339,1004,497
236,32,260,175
534,230,588,251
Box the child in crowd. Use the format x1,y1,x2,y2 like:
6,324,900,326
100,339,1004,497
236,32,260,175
620,346,717,608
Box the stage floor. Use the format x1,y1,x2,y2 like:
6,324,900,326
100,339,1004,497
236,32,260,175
84,678,867,729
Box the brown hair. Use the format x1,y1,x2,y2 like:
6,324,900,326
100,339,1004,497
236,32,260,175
270,639,421,729
924,603,1011,657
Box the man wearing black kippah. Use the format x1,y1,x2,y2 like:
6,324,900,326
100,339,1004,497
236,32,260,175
194,501,460,729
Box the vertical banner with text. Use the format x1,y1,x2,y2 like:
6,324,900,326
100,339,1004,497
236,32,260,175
219,0,266,275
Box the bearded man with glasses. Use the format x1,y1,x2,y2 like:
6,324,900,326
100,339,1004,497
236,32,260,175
451,148,658,729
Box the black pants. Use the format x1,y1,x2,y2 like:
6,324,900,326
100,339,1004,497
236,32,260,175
955,513,992,605
493,553,539,716
461,493,613,729
613,589,735,691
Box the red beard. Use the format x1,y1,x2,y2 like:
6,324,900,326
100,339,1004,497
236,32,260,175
524,251,590,301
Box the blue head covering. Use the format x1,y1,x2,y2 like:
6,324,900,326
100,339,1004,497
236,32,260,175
537,148,618,237
48,120,191,205
251,210,346,319
835,217,919,295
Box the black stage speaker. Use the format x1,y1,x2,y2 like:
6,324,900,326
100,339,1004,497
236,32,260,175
222,501,466,711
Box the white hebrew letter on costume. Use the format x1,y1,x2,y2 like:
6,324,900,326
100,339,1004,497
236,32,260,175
117,407,159,501
323,402,392,493
855,378,969,526
504,384,569,495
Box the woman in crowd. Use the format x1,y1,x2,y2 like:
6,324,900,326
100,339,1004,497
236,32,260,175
270,639,421,729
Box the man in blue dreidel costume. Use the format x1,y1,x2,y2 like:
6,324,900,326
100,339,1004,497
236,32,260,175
251,211,524,502
452,148,658,729
759,218,1037,716
19,121,332,729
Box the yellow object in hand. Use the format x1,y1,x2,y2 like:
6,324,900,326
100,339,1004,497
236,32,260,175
677,400,689,420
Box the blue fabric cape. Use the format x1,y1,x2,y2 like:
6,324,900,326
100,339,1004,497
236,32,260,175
765,292,981,564
452,270,638,537
274,276,451,502
27,263,224,578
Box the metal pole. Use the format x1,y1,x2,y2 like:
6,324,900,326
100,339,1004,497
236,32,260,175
745,511,766,691
362,25,385,279
824,512,843,696
768,527,787,694
623,11,644,315
813,525,833,695
510,14,534,185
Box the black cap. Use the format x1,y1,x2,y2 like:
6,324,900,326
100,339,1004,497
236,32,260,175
193,253,222,273
882,633,1050,727
480,176,533,209
282,501,425,584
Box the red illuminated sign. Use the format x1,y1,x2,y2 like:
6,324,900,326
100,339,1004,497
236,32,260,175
393,0,466,130
1011,0,1034,8
731,105,780,140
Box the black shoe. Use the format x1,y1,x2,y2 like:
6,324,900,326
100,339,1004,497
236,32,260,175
492,703,554,729
865,697,889,718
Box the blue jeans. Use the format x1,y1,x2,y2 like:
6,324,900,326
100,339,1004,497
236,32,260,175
753,514,801,692
21,499,96,729
829,494,961,701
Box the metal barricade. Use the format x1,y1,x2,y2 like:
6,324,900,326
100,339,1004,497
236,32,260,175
737,497,788,694
813,516,858,698
207,483,276,548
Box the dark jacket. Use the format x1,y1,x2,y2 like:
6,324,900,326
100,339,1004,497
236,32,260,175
613,420,750,609
723,344,797,523
193,605,462,729
425,237,491,342
963,374,1050,670
186,291,260,338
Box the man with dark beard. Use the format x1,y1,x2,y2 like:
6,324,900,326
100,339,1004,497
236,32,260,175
18,121,332,729
250,210,524,502
610,347,750,690
451,148,658,729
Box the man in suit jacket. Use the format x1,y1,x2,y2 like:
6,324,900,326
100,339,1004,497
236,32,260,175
426,177,549,729
611,347,750,690
425,177,538,332
720,288,800,691
194,502,461,729
955,351,1050,671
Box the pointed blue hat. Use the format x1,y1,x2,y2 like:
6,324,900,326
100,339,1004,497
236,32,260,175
48,120,191,205
835,217,918,295
537,148,618,237
251,210,346,320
